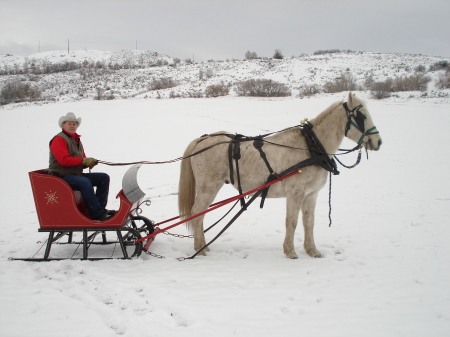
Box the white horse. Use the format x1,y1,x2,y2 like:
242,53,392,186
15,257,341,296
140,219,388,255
178,93,382,258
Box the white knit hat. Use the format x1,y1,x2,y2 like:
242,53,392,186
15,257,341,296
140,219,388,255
58,112,81,128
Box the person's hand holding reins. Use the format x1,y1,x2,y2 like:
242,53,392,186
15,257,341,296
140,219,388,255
82,157,98,169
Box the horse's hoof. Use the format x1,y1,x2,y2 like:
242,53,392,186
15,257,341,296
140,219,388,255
194,249,207,256
310,251,322,258
285,251,298,259
305,247,322,258
194,243,209,252
195,245,209,255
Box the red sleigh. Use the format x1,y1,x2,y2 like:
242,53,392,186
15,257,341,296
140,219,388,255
17,164,154,261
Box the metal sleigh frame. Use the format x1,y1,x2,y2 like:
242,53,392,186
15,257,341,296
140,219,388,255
12,164,154,261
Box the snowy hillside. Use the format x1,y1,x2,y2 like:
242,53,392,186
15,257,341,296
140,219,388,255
1,50,449,105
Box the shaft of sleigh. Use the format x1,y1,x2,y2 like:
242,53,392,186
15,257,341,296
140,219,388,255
135,169,301,244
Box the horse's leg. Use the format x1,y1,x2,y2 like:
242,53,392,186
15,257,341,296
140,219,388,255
190,184,223,255
283,195,303,259
301,192,322,258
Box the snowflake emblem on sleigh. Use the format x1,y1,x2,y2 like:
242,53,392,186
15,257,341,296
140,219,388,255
45,190,59,204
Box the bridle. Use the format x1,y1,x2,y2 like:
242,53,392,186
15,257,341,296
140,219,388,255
343,102,379,145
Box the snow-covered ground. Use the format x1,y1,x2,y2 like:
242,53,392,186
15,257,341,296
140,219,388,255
1,94,449,336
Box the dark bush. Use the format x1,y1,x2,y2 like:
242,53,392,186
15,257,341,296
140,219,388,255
436,69,450,89
415,64,426,72
245,51,258,60
273,49,284,60
1,81,41,105
298,84,321,98
392,74,430,91
148,77,177,90
313,49,341,55
188,91,203,98
429,61,449,71
205,85,230,98
235,79,291,97
323,72,357,93
363,74,375,90
370,79,393,99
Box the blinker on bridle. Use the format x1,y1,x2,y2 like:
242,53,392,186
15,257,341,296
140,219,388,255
343,102,379,145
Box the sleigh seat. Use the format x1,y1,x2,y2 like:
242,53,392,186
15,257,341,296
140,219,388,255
29,169,133,229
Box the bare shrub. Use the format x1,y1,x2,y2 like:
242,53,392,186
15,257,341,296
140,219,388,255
415,65,426,72
154,59,169,67
245,51,258,60
363,74,375,90
205,85,230,98
188,91,203,98
169,91,181,98
370,79,393,99
313,49,341,55
429,61,449,71
95,87,104,100
1,81,42,105
273,49,284,60
298,84,321,98
149,77,177,90
436,69,450,89
235,79,291,97
392,74,430,91
323,72,357,93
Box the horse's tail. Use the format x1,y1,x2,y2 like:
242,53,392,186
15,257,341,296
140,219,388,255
178,137,202,229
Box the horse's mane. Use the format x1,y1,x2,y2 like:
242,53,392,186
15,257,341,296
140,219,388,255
312,101,342,127
312,95,367,128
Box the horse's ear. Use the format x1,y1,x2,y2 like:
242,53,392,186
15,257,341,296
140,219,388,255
348,92,353,108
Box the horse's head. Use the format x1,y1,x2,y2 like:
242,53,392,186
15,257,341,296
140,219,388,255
344,93,382,151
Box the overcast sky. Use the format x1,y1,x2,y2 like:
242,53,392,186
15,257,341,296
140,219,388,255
1,0,449,61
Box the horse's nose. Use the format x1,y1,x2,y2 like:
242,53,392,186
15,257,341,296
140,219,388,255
378,139,383,147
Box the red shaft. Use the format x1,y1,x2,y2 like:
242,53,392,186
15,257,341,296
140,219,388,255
135,169,299,244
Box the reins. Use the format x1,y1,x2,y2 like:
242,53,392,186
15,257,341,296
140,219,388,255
97,140,232,166
97,124,361,168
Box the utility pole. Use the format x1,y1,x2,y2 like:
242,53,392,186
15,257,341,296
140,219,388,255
136,40,137,50
68,39,70,54
38,40,40,53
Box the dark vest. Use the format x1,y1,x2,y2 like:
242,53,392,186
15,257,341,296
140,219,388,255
49,131,84,177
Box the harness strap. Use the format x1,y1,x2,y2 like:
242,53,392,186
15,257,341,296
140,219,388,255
227,123,341,209
253,138,278,208
278,155,332,177
228,135,246,207
253,138,276,176
228,140,234,185
300,122,340,175
343,102,379,145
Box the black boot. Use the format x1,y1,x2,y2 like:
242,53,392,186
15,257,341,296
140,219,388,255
92,211,112,221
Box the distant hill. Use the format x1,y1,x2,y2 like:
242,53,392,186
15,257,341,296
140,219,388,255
1,50,449,106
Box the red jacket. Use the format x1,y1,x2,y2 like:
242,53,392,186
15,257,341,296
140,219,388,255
50,131,86,167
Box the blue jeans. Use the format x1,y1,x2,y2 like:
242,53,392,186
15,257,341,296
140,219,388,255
63,173,110,218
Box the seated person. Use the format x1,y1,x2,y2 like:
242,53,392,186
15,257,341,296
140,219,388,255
49,112,114,221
